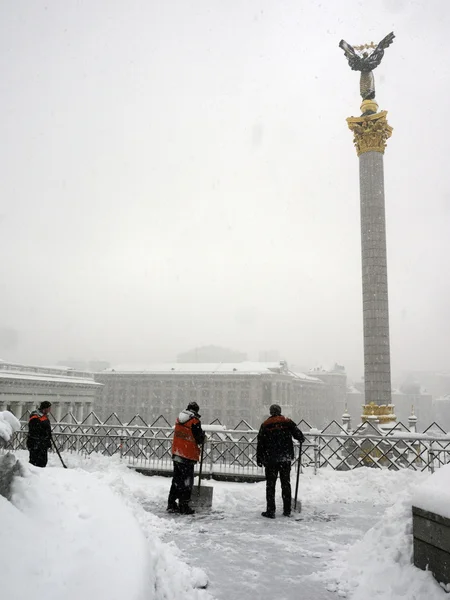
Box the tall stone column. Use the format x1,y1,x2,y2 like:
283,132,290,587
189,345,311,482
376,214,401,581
76,402,84,423
347,100,395,426
14,402,24,419
85,402,93,425
54,402,62,422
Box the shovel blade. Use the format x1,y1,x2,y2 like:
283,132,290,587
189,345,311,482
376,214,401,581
190,486,214,511
291,498,302,513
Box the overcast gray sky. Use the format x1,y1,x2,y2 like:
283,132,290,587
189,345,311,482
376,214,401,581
1,0,449,379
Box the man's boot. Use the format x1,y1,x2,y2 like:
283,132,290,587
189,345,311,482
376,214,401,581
166,502,180,513
179,504,195,515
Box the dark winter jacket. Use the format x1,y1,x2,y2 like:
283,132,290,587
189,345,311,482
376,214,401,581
256,415,304,466
27,410,52,450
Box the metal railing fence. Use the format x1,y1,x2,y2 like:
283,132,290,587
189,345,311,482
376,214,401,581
3,411,450,478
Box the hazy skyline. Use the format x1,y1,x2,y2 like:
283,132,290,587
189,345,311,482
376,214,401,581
1,0,449,380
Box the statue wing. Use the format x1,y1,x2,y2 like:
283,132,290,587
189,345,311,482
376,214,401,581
367,32,395,69
339,39,364,71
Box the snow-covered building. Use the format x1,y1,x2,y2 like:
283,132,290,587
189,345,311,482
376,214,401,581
393,385,433,426
308,364,348,424
432,395,450,433
290,372,329,427
0,361,101,422
95,361,292,426
94,361,338,427
401,370,450,400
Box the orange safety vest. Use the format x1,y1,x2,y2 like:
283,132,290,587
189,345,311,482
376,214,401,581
172,417,201,462
29,413,49,424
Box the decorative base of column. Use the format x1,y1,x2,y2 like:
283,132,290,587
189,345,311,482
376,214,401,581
361,402,396,425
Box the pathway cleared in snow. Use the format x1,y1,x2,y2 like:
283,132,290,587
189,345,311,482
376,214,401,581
142,491,383,599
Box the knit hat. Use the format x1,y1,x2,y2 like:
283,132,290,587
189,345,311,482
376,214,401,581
39,401,52,410
187,402,200,414
269,404,282,416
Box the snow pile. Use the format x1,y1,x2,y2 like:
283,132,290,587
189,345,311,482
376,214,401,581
209,466,427,513
297,466,425,505
317,483,447,599
0,459,213,600
412,462,450,519
0,410,21,443
4,449,449,600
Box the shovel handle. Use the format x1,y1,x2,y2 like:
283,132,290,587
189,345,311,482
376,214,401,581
198,441,205,492
293,443,302,511
52,437,68,469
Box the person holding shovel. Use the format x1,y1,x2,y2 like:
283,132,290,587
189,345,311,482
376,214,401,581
27,401,52,467
167,401,205,515
256,404,305,519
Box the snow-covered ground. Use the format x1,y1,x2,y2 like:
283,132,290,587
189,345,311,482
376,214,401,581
1,450,448,600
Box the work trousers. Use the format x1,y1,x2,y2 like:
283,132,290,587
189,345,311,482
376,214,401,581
29,446,49,468
265,461,292,515
167,460,195,508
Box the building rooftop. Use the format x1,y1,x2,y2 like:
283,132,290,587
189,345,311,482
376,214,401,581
104,361,290,375
0,361,101,386
291,372,325,384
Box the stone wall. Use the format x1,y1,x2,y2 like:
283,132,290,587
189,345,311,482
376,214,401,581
413,505,450,586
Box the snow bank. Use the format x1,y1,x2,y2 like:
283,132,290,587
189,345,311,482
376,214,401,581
297,466,426,505
0,410,21,443
1,457,213,600
2,467,151,600
317,482,448,599
412,463,450,519
206,466,428,513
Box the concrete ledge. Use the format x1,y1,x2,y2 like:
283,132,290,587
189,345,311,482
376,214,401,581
132,466,265,483
413,505,450,586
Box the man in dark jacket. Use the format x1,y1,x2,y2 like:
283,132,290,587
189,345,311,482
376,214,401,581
167,402,205,515
256,404,305,518
27,401,52,467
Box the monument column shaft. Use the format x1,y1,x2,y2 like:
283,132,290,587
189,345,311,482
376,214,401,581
359,151,392,405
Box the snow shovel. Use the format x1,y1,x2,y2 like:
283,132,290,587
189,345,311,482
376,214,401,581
292,443,302,513
52,437,67,469
190,442,213,511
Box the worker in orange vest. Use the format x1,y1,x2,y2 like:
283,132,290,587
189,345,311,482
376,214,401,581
27,401,52,467
167,402,205,515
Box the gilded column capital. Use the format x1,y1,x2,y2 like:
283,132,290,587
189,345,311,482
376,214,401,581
362,402,396,424
346,110,393,156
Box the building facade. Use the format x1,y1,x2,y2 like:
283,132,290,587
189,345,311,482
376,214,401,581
0,361,101,422
94,361,343,428
308,365,348,424
291,373,328,427
432,395,450,432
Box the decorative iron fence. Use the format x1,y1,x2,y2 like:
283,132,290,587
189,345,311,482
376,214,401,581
4,411,450,478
